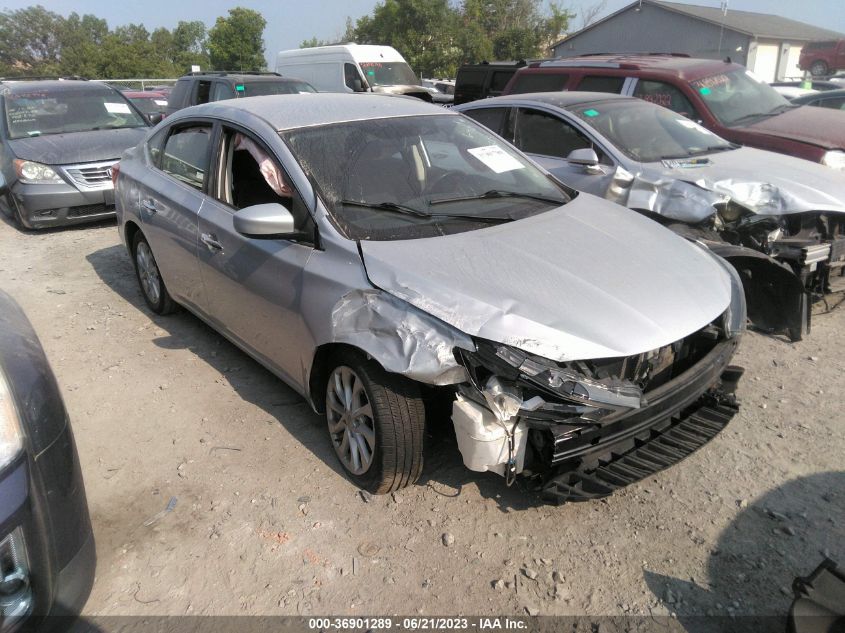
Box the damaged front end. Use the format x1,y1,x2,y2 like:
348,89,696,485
453,314,743,504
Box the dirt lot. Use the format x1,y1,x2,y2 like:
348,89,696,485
0,215,843,621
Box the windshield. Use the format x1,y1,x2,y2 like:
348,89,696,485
281,114,570,241
690,68,790,126
4,88,147,139
129,96,167,115
359,61,419,87
570,99,734,163
240,80,316,96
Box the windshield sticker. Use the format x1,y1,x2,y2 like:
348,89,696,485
236,84,245,92
642,94,672,107
699,87,712,95
467,145,525,174
662,157,712,169
693,74,730,90
104,102,131,114
583,109,599,117
154,99,168,106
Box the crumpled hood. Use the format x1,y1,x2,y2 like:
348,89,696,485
8,127,148,165
742,106,845,150
620,146,845,223
360,193,732,362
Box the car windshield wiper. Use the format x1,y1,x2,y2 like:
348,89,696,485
728,111,776,125
89,124,146,131
428,189,566,206
340,199,512,224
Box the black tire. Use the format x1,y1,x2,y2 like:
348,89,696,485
325,350,425,494
810,60,829,77
131,231,178,315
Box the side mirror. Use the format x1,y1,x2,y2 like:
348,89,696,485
148,112,164,125
566,148,599,166
352,78,365,93
233,203,296,238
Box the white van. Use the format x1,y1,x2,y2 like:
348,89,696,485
275,44,432,101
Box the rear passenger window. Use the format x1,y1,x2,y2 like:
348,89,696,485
463,107,508,135
577,75,625,93
195,81,212,105
632,80,697,118
456,70,485,98
489,71,515,96
161,125,212,190
510,73,569,94
210,82,235,102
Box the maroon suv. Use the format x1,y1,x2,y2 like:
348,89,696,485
799,40,845,77
502,54,845,169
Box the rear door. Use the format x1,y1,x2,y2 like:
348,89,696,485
134,121,213,309
195,124,317,383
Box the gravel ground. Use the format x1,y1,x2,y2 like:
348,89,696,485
0,216,842,621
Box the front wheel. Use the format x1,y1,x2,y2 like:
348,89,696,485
325,352,425,494
132,232,178,315
810,60,829,77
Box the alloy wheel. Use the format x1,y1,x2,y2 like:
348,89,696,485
326,365,376,475
136,242,161,305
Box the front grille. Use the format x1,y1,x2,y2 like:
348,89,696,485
67,204,113,218
541,397,738,504
63,161,117,189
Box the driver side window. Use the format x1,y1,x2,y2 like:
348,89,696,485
512,108,610,164
215,128,315,239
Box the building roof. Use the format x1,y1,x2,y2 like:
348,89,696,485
553,0,845,49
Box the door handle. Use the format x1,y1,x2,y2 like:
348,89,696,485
201,232,223,253
141,198,158,214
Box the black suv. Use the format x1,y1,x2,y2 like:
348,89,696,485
453,61,531,105
165,71,316,116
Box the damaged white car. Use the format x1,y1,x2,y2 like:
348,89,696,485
457,92,845,341
115,94,745,503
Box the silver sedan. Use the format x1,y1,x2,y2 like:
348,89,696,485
115,93,744,503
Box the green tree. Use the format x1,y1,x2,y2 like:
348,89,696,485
355,0,461,77
172,20,209,71
0,5,64,75
57,12,108,77
208,7,266,71
300,36,331,48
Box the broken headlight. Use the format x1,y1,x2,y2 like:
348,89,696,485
718,200,748,223
496,346,643,410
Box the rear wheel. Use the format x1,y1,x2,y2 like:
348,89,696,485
325,352,425,494
132,232,178,315
810,60,829,77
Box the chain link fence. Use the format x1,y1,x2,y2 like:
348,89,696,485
92,78,179,92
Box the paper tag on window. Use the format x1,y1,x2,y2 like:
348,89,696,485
154,99,168,106
677,119,714,135
467,145,524,174
104,102,131,114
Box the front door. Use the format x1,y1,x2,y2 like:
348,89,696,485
196,126,317,384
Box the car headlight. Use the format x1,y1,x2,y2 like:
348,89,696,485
821,150,845,170
0,370,23,471
718,200,748,223
13,159,63,185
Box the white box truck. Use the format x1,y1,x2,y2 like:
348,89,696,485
275,44,432,101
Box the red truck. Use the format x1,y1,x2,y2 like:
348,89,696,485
502,54,845,169
799,40,845,77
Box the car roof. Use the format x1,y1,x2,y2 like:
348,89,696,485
525,54,740,82
0,79,115,95
181,93,454,131
460,91,637,110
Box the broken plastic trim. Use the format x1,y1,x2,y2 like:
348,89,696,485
331,289,475,385
481,376,523,422
494,345,643,410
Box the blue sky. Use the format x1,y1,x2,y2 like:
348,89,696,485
10,0,845,71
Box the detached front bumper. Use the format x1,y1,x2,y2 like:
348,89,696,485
10,181,115,230
540,337,742,504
